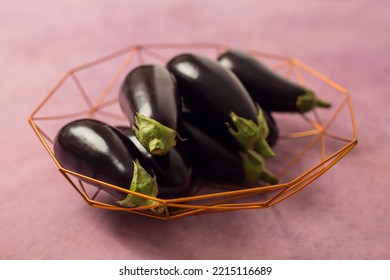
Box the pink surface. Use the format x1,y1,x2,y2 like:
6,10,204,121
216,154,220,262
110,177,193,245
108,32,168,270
1,0,389,259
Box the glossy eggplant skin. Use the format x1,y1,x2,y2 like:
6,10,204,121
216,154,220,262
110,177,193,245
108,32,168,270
54,119,148,200
218,50,329,113
180,109,239,151
180,114,247,186
167,53,259,125
117,126,197,198
119,64,180,129
264,110,279,147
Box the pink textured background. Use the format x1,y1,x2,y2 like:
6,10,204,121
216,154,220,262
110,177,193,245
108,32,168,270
1,0,389,259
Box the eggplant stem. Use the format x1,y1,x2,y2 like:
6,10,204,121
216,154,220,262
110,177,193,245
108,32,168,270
117,160,164,214
242,149,278,185
133,112,177,155
239,150,264,184
260,169,279,185
296,90,331,113
315,98,332,108
227,106,275,158
254,139,275,158
148,139,163,155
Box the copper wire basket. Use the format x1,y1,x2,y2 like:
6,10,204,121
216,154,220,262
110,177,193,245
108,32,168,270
28,43,358,220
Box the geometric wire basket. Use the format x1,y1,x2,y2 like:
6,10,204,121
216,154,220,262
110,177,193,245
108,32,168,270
28,42,358,220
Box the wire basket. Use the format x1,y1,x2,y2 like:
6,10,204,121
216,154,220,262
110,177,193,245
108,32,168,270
28,42,358,220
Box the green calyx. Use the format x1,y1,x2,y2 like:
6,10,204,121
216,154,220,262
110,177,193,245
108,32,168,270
227,106,275,158
240,149,278,185
117,160,164,214
296,90,331,113
133,112,177,155
259,169,279,185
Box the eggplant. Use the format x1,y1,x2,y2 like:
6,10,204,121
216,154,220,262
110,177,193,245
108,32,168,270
218,50,331,113
53,118,162,212
167,53,274,158
180,112,278,186
116,126,197,198
119,65,181,155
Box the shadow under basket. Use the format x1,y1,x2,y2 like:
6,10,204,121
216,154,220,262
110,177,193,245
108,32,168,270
28,42,358,220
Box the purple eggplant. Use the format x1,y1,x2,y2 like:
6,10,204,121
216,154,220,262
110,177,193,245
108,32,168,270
119,65,181,155
218,50,331,113
53,118,162,211
167,53,274,158
116,126,197,198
